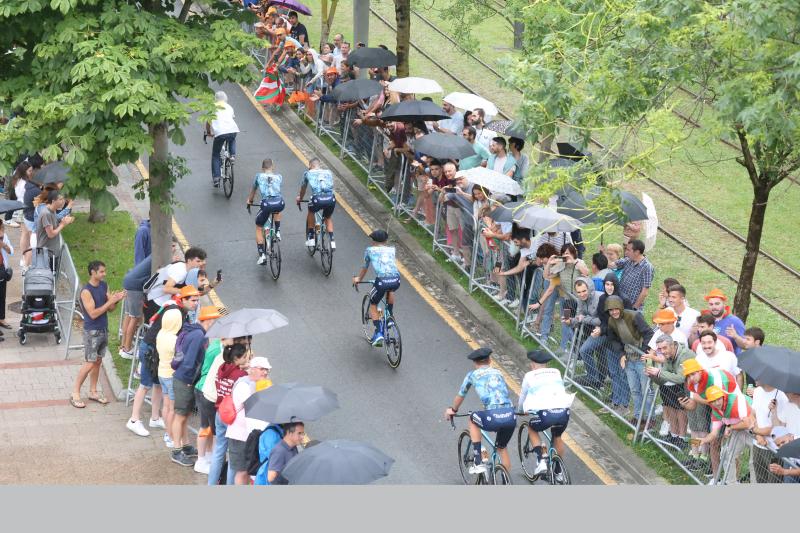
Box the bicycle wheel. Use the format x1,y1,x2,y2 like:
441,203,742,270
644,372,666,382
269,234,281,280
320,228,333,276
517,424,538,482
457,430,480,485
492,463,513,485
360,294,372,341
549,454,571,485
384,317,402,369
222,158,234,199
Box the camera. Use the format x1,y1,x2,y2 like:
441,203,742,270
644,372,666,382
216,269,223,283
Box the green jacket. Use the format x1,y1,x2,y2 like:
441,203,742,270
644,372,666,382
651,345,693,386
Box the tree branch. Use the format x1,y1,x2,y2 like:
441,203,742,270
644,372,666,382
734,126,759,187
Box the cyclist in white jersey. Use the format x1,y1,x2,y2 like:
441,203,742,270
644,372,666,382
246,158,285,265
296,158,336,250
352,230,400,346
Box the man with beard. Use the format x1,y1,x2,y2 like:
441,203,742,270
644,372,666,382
703,288,745,355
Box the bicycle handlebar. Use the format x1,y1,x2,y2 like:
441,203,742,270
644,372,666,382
352,280,374,292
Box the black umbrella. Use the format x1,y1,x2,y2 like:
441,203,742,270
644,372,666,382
34,161,71,185
414,132,475,160
557,142,591,161
776,438,800,459
555,186,604,224
617,190,649,222
485,119,527,139
243,382,339,424
332,79,383,102
381,100,449,123
738,346,800,393
283,439,394,485
0,200,24,215
347,47,397,68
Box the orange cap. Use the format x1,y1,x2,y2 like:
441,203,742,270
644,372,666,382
652,308,678,324
274,27,287,36
682,358,703,377
284,41,296,49
179,285,200,299
267,6,278,14
704,385,726,402
704,288,728,302
326,66,339,75
198,306,222,321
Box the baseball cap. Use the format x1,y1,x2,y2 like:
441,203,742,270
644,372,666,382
249,356,272,370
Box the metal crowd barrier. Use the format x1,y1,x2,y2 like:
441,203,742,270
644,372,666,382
56,242,82,360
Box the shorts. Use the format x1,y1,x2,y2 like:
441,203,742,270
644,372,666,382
228,438,248,472
446,205,461,232
137,342,159,388
528,408,571,437
309,192,336,219
83,329,108,363
255,196,285,227
24,218,35,232
124,290,145,318
471,407,517,449
173,378,196,416
195,389,216,433
160,377,175,401
659,384,686,410
369,276,400,305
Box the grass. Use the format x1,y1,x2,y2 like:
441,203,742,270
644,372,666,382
62,211,137,385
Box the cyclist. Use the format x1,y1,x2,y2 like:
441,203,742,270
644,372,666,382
444,348,517,474
246,158,285,265
205,90,239,188
296,158,336,250
352,229,400,347
517,349,575,479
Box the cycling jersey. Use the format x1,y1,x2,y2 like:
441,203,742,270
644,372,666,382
458,366,513,410
302,168,334,195
254,172,283,198
517,368,575,413
363,246,399,278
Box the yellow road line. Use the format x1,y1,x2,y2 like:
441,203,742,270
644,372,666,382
239,85,617,485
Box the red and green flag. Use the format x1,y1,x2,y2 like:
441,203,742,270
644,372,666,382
254,66,285,106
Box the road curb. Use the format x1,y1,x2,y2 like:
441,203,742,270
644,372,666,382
271,106,666,485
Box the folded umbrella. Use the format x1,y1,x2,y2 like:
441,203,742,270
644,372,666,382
513,205,583,232
443,92,498,117
347,47,397,68
34,161,71,185
641,192,659,252
387,77,443,95
0,199,24,215
380,100,449,123
738,346,800,394
414,132,475,160
243,382,339,424
205,308,288,339
283,439,394,485
456,166,523,196
267,0,312,16
332,79,383,102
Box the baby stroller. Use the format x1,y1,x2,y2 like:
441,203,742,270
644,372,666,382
18,247,61,345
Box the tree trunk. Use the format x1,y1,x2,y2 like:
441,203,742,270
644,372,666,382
88,198,106,223
320,0,339,49
513,21,524,50
394,0,411,77
149,122,172,276
732,182,770,323
178,0,193,23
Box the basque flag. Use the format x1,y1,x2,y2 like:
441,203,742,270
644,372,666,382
254,66,285,106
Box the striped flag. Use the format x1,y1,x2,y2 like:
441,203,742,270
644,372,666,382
254,66,285,106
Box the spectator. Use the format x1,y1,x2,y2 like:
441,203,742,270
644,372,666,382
569,278,606,386
0,219,14,332
119,256,151,360
591,252,613,292
508,138,529,188
70,261,125,409
622,220,642,245
689,314,735,354
287,11,307,46
530,229,572,258
144,246,207,320
227,356,272,485
434,100,463,135
602,243,624,280
331,34,344,59
487,137,515,177
657,277,680,310
700,385,754,485
468,108,496,148
334,41,351,75
751,381,789,483
170,306,222,468
441,162,469,264
666,283,701,339
20,162,42,270
648,308,688,350
495,229,552,311
604,295,654,426
267,422,306,485
36,189,74,270
134,219,151,265
7,162,31,229
458,127,491,171
703,288,746,354
613,239,654,311
695,330,743,390
597,272,634,334
770,392,800,483
643,335,693,447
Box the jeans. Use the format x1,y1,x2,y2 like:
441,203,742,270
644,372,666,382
208,412,235,485
607,350,630,407
624,359,653,421
211,133,237,179
580,335,609,385
539,281,556,337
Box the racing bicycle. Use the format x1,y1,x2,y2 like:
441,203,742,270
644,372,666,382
451,413,512,485
516,413,571,485
247,202,282,280
298,200,333,276
203,133,234,199
354,280,402,368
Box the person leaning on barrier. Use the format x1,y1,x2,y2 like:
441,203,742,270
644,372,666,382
700,385,754,485
750,381,789,483
769,391,800,483
569,277,612,391
643,334,694,448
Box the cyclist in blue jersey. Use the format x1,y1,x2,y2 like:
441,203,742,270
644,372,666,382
247,159,285,265
352,230,400,346
444,348,517,474
296,158,336,250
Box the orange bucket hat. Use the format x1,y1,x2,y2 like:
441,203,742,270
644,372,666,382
704,288,728,302
682,358,703,377
179,285,200,299
652,308,678,324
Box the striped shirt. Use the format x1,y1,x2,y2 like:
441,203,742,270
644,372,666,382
711,392,752,423
688,368,738,399
615,256,654,310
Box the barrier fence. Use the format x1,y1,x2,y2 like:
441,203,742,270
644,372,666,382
55,242,81,360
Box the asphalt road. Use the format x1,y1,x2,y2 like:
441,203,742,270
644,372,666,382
168,83,603,485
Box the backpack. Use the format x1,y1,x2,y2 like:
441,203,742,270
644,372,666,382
144,260,185,296
245,425,284,479
170,328,192,371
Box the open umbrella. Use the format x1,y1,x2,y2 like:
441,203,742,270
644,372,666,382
283,439,394,485
485,119,527,139
205,308,288,339
776,437,800,460
243,382,339,424
0,200,24,215
488,200,525,223
34,161,71,185
414,132,475,160
387,77,443,94
267,0,312,16
513,205,583,232
332,79,382,102
641,192,658,251
456,166,523,196
555,186,603,224
347,47,397,68
380,100,449,123
738,346,800,393
443,92,498,117
618,190,649,222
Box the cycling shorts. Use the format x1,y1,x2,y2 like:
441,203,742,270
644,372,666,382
255,196,285,226
369,276,400,305
471,407,517,449
309,192,336,218
528,408,570,437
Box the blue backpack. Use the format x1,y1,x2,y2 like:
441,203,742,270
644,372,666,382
247,425,285,484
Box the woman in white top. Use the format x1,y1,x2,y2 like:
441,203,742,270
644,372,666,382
0,218,14,330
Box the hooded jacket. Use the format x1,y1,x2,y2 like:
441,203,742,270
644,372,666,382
172,322,207,385
650,344,694,386
156,308,183,379
598,272,634,332
573,276,601,328
215,362,248,408
604,295,653,354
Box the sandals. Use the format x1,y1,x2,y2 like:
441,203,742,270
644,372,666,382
87,392,109,405
70,395,86,409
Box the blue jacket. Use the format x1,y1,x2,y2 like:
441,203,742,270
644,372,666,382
123,256,152,291
173,323,206,384
134,220,151,265
254,425,286,485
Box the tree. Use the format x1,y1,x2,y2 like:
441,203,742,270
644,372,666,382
394,0,411,77
0,0,260,271
320,0,340,48
503,0,800,322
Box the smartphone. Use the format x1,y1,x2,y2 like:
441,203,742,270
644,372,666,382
676,388,689,400
427,178,433,187
216,269,223,283
562,308,573,320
